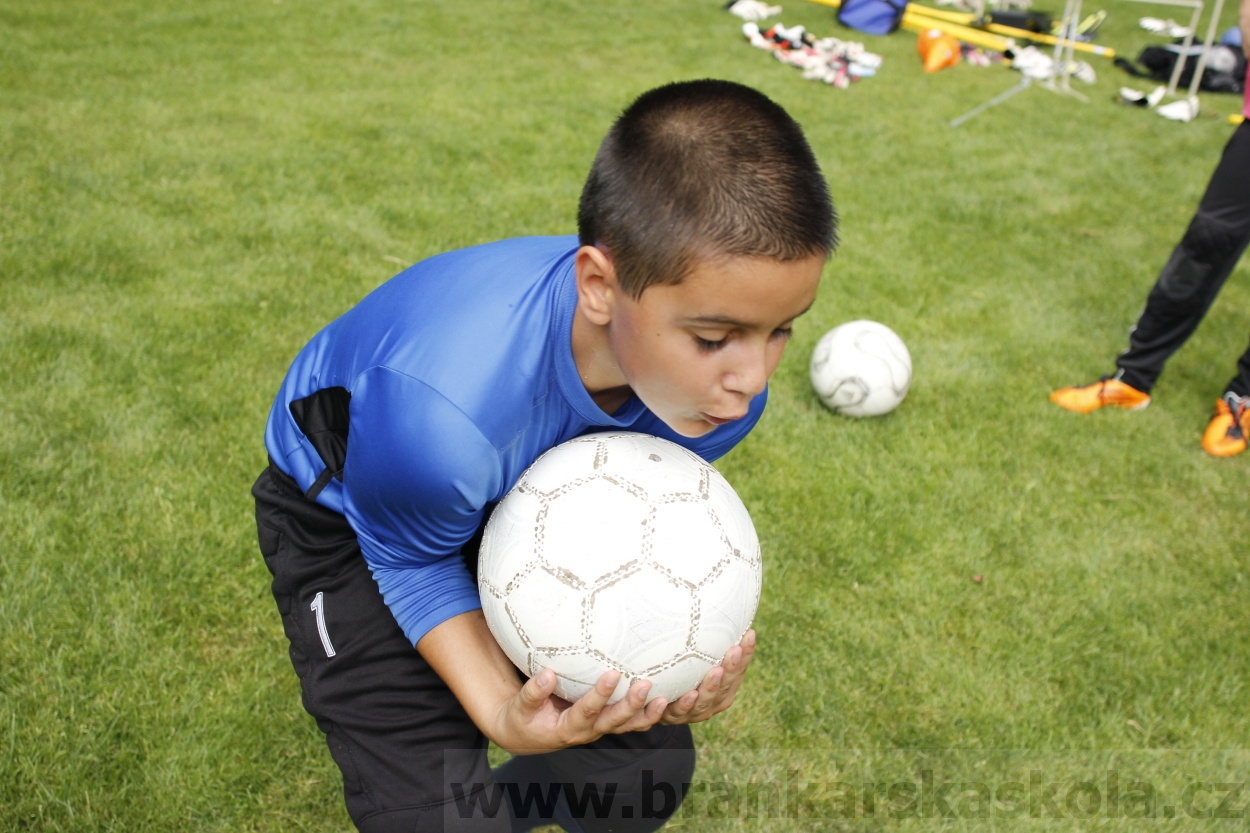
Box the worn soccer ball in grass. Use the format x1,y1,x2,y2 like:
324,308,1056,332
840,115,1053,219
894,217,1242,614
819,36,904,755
810,320,912,417
477,433,761,704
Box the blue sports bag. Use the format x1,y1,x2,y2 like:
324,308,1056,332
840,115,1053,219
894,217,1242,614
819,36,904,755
837,0,908,36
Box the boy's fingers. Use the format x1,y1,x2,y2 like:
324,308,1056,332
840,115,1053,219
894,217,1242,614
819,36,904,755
573,670,620,723
673,689,700,714
660,647,754,724
659,690,700,724
518,668,556,710
721,647,743,674
616,694,667,733
603,681,658,732
715,632,755,685
600,678,650,723
735,630,757,666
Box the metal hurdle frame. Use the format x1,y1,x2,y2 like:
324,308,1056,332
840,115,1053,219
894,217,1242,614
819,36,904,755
1127,0,1208,97
950,0,1090,126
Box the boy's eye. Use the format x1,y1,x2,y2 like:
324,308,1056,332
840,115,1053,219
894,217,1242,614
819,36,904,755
695,335,727,352
772,326,794,341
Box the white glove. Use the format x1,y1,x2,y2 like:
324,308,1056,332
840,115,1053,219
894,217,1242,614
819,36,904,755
1156,95,1199,122
1139,17,1192,37
728,0,783,21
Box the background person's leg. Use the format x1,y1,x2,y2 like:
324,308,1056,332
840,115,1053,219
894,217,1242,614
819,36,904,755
1223,334,1250,398
1116,122,1250,393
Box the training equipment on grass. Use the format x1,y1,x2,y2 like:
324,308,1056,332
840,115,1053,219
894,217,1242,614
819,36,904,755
740,20,885,88
810,320,912,417
477,433,762,705
835,0,908,36
806,0,1011,49
918,27,962,72
807,0,1115,56
904,3,1116,57
948,0,1102,125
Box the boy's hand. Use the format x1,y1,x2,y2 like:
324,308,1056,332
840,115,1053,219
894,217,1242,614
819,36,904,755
496,668,669,754
660,629,756,725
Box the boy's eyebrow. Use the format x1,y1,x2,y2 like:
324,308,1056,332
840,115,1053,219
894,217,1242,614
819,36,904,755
686,301,816,328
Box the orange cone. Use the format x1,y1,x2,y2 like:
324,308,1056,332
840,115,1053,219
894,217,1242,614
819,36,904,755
917,28,960,72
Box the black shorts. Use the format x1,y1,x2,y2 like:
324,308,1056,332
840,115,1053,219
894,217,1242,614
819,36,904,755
251,463,695,833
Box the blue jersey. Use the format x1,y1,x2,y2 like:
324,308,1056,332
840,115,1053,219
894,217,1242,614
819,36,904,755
264,236,767,645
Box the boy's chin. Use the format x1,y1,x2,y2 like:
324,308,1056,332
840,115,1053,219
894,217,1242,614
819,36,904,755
660,414,720,439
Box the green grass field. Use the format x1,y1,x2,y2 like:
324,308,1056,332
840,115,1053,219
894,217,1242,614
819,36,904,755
3,0,1249,830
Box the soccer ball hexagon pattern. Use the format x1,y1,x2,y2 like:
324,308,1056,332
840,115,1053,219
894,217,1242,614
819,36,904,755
477,433,761,704
810,319,912,417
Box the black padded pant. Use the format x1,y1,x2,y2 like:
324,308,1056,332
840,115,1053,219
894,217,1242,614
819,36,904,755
1116,121,1250,397
251,462,695,833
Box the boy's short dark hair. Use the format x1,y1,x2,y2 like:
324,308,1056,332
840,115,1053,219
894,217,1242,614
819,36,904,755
577,79,838,298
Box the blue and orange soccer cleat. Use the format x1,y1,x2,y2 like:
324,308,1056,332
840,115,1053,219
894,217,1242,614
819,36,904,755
1049,376,1151,414
1201,393,1250,457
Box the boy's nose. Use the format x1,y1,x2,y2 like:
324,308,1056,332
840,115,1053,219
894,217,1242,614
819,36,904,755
725,350,769,397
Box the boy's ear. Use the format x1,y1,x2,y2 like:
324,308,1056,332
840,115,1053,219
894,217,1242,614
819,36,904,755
574,245,618,326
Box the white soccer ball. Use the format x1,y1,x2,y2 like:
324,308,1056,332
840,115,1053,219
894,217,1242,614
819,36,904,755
809,320,912,417
477,433,761,705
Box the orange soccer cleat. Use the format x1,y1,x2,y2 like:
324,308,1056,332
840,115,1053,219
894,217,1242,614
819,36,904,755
1201,393,1250,457
1049,376,1151,414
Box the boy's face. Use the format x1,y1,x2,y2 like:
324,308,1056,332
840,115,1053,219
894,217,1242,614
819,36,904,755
604,252,824,438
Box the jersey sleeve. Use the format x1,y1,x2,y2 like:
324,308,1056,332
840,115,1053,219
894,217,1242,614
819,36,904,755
341,366,504,646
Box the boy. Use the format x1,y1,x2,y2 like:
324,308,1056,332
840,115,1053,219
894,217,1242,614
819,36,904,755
252,79,837,832
1049,0,1250,457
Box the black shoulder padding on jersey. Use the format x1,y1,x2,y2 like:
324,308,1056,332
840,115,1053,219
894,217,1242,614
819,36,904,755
289,386,351,500
459,500,499,584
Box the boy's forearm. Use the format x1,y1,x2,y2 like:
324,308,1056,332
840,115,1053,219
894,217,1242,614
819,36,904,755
416,609,522,746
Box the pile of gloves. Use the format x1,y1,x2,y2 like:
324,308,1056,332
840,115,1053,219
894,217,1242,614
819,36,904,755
742,21,885,88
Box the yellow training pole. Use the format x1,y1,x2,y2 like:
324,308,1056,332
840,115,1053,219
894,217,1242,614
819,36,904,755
900,13,1014,51
977,20,1115,56
805,0,1116,58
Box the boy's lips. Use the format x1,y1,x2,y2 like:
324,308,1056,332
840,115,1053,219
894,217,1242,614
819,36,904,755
701,412,742,426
